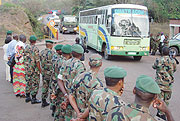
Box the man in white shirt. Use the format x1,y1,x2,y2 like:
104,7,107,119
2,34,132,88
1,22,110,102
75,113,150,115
6,34,18,83
159,32,165,53
15,34,26,50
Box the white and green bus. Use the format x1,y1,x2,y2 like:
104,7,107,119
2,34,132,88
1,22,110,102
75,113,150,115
79,4,150,60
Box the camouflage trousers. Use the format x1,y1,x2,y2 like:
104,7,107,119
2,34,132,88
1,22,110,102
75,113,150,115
152,44,158,54
65,104,74,121
25,73,40,96
158,90,172,116
54,92,66,121
42,74,51,100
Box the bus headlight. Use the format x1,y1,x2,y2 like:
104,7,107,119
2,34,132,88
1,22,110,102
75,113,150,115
111,46,124,50
140,47,149,51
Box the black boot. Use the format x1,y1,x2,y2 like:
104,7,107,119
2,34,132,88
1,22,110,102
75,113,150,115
51,105,56,117
41,99,49,108
25,93,31,103
31,95,41,104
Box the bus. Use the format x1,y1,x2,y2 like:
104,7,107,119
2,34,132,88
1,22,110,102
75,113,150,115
79,4,149,60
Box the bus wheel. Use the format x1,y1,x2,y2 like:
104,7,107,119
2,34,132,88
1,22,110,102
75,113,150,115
133,56,142,61
104,47,111,60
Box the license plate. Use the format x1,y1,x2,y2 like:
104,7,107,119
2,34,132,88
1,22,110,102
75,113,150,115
124,39,140,45
128,52,136,55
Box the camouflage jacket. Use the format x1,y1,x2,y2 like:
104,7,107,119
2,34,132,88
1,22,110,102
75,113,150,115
70,70,104,112
106,103,156,121
40,48,55,75
89,88,126,121
152,56,176,91
24,44,40,75
51,55,63,93
60,57,86,94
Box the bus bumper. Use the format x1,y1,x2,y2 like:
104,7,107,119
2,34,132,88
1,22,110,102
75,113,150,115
111,50,149,56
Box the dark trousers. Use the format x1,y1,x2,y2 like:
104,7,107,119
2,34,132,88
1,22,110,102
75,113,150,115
10,66,13,83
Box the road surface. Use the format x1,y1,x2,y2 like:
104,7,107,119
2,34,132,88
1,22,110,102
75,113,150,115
0,33,180,121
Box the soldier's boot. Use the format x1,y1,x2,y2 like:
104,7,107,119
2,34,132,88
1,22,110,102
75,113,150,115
41,99,49,108
51,105,56,117
31,95,41,104
25,93,31,103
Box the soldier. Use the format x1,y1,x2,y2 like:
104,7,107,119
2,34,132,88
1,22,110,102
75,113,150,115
40,40,55,107
58,44,86,121
107,75,174,121
152,47,176,120
163,35,169,47
151,33,161,55
89,66,127,121
50,44,63,116
53,44,72,121
69,54,104,120
24,35,41,104
150,33,154,53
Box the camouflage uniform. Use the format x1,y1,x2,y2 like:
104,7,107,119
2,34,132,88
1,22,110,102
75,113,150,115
70,70,104,114
150,36,154,53
40,48,55,100
152,35,160,55
24,44,40,96
53,57,67,121
49,52,61,115
152,56,176,115
61,57,86,121
106,103,156,121
89,88,126,121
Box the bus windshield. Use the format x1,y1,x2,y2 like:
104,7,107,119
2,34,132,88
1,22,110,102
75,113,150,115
111,8,149,37
64,16,77,23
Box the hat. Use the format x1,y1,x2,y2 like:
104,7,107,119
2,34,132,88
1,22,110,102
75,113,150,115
54,44,63,50
104,66,127,78
29,35,37,41
136,75,161,94
72,44,84,54
62,44,72,54
89,54,102,67
46,40,54,44
7,30,12,34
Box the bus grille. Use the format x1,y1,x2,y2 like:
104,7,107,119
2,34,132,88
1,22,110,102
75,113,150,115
124,39,140,45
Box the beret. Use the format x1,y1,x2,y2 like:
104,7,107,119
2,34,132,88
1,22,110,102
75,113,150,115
72,44,84,54
7,30,12,34
29,35,37,41
104,66,127,78
89,54,102,67
46,40,54,44
62,44,72,54
54,44,63,50
136,75,161,94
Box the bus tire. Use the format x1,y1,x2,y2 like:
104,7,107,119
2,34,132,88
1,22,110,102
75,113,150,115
104,47,111,60
133,56,142,61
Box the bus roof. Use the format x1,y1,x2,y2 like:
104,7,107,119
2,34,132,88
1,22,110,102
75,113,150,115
80,4,148,13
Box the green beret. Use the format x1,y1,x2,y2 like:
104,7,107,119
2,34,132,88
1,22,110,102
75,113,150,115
89,54,102,67
72,44,84,54
29,35,37,41
54,44,63,50
7,30,12,34
46,40,54,44
104,66,127,78
136,75,161,94
62,44,72,54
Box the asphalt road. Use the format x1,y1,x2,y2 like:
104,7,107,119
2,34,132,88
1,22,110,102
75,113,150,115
0,33,180,121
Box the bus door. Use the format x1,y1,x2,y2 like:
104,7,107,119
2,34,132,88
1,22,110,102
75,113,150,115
97,15,101,51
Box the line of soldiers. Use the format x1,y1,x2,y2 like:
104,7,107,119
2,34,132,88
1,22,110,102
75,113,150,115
23,35,176,121
150,32,169,55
